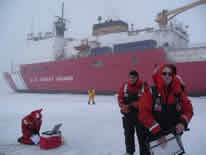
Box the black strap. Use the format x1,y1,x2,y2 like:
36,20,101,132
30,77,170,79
150,86,161,111
150,86,158,103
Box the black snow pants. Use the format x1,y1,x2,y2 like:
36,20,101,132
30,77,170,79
122,112,151,155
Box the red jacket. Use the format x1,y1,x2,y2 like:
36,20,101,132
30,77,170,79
118,80,148,113
139,64,193,134
22,109,42,139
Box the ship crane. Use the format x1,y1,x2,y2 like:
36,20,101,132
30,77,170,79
156,0,206,28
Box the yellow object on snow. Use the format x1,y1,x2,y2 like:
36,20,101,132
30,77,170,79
88,88,95,104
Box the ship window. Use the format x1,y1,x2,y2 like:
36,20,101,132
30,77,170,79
43,66,48,70
91,60,103,67
23,67,27,73
132,56,137,65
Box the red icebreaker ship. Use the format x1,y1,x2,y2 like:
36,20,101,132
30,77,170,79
3,1,206,96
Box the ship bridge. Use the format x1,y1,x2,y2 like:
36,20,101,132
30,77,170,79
92,18,128,36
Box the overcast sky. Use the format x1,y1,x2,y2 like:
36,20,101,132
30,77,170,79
0,0,206,72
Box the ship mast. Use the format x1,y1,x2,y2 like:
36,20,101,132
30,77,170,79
156,0,206,28
53,2,69,60
54,3,67,37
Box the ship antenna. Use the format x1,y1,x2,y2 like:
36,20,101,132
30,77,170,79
30,16,34,34
62,2,64,19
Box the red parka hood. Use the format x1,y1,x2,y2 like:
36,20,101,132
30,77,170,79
152,64,182,94
30,109,42,120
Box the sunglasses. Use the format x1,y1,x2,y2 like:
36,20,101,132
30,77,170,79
162,72,172,77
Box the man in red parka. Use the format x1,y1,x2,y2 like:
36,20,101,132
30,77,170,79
18,109,43,145
139,64,193,154
169,64,186,93
118,70,150,155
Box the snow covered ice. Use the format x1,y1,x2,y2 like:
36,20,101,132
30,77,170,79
0,76,206,155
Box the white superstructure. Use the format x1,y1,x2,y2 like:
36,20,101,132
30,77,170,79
21,0,206,64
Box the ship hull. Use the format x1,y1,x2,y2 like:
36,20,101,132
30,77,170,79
3,48,206,96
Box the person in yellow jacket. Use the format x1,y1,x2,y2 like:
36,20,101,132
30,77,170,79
88,88,95,104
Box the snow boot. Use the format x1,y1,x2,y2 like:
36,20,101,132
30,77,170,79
17,136,34,145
